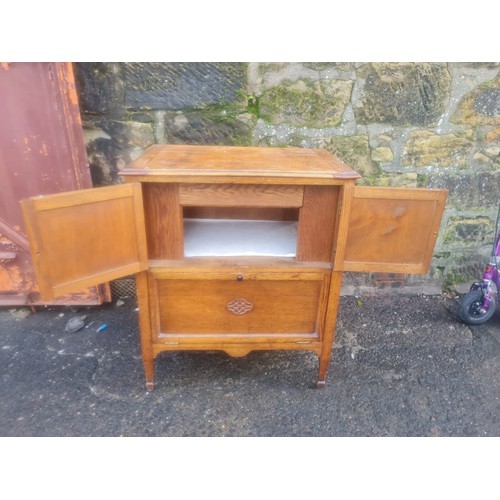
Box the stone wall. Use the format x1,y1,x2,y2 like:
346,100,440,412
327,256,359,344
75,62,500,294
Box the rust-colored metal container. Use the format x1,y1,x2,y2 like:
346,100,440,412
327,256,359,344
0,62,110,306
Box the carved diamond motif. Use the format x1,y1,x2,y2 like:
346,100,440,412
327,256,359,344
226,298,254,315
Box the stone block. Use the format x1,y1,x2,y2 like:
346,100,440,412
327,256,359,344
443,216,494,247
120,62,247,111
390,173,418,187
128,112,154,123
97,120,154,149
164,109,254,146
371,146,394,162
432,249,491,290
259,79,353,127
75,63,121,115
473,152,492,163
452,77,500,126
322,135,377,177
354,63,451,126
85,137,143,186
454,62,500,69
485,146,500,156
402,131,471,167
302,62,355,72
486,128,500,142
378,134,393,143
428,171,500,209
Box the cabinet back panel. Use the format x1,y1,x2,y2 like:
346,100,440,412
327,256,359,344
183,207,299,221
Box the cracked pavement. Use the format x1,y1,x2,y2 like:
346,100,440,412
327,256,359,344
0,294,499,436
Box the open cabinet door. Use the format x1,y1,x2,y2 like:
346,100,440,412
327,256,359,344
20,183,148,300
342,186,447,274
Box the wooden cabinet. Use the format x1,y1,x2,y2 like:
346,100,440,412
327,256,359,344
20,145,447,390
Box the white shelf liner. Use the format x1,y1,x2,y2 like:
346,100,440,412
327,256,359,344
184,219,298,257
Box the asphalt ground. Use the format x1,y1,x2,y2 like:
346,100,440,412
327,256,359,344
0,294,498,437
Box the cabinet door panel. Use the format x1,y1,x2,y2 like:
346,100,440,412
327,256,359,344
20,183,147,299
343,186,447,274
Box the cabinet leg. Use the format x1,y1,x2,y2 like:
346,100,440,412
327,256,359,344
316,351,331,388
136,271,155,392
144,359,154,391
316,271,343,389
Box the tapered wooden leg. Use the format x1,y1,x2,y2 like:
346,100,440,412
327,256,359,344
317,351,331,388
317,271,343,388
135,271,155,391
317,354,329,388
144,359,155,392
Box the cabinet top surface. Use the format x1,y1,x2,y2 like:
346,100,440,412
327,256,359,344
121,145,361,184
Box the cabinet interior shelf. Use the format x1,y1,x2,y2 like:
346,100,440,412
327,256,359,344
183,219,298,257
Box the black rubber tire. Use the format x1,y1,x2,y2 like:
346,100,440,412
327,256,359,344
459,290,496,325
